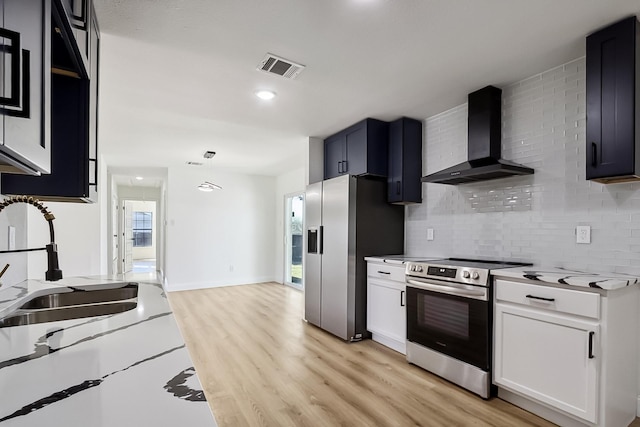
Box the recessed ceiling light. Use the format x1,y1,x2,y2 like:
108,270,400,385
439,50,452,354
135,176,144,180
255,90,276,100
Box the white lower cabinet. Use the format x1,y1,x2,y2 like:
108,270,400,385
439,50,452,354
366,261,406,354
493,278,638,427
495,303,598,422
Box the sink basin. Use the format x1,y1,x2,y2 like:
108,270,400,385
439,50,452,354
0,282,139,328
0,301,137,328
18,283,138,309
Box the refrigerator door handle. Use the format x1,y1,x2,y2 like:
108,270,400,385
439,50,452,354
307,228,318,254
318,226,324,254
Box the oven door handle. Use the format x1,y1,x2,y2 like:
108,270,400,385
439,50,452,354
406,279,488,300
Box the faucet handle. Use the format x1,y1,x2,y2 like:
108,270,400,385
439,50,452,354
45,244,63,282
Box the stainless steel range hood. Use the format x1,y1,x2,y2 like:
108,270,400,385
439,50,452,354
422,86,534,185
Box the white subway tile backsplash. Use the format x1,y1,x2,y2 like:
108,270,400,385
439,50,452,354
406,57,640,274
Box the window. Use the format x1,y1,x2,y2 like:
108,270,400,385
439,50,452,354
133,211,152,247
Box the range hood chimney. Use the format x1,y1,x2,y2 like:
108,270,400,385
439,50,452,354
421,86,534,185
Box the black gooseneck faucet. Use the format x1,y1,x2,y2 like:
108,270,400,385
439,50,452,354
0,195,63,281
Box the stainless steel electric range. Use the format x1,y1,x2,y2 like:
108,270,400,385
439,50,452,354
404,258,530,399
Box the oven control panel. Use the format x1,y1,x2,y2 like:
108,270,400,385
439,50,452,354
406,262,490,286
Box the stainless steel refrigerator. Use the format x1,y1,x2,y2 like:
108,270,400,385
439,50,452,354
304,174,404,341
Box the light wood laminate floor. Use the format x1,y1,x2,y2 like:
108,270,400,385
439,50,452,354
167,283,622,426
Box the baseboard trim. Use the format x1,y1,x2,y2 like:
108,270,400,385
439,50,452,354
498,388,587,427
166,276,277,292
371,333,406,355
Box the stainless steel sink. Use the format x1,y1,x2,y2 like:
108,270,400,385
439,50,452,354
0,282,139,328
18,283,138,309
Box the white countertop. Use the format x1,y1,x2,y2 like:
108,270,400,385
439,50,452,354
0,275,216,426
364,255,438,265
493,266,640,291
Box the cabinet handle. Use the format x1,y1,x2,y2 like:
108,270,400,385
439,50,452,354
337,161,342,174
343,160,348,173
400,290,405,307
588,331,595,359
377,270,391,275
525,294,555,302
0,28,23,110
591,142,597,167
396,181,401,195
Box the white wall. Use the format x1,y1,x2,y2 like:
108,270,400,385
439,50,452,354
307,137,324,185
274,167,306,284
25,160,107,280
26,200,102,279
406,57,640,276
98,157,108,275
0,202,28,287
165,165,276,291
129,200,157,260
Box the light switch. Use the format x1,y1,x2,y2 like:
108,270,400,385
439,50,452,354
576,225,591,244
427,228,434,241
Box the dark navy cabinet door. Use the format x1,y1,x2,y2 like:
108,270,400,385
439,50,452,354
388,119,403,202
324,134,345,179
344,123,366,175
388,118,422,204
586,16,638,182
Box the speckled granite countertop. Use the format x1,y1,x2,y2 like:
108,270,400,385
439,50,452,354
493,266,640,291
0,275,216,426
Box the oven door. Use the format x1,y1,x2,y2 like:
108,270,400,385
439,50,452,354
406,279,490,371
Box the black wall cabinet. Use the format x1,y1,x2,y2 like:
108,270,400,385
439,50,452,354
0,0,51,175
1,0,99,202
586,16,640,183
388,118,422,204
324,118,388,180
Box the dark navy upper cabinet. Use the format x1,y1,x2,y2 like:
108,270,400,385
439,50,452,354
2,0,99,202
0,0,51,175
323,118,389,180
388,118,422,204
586,16,640,183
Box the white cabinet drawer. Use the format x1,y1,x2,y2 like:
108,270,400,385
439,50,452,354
367,262,405,282
495,279,600,320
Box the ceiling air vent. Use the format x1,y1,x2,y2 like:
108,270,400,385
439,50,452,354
257,53,305,79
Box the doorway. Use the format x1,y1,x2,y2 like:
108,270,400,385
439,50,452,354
122,200,158,274
284,193,304,289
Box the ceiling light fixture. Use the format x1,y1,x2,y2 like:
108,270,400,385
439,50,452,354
197,151,222,192
135,176,144,180
197,181,223,192
255,90,276,100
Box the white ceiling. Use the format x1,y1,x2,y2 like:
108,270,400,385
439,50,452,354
93,0,640,179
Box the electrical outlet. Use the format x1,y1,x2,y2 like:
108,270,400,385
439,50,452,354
576,225,591,244
427,228,434,241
